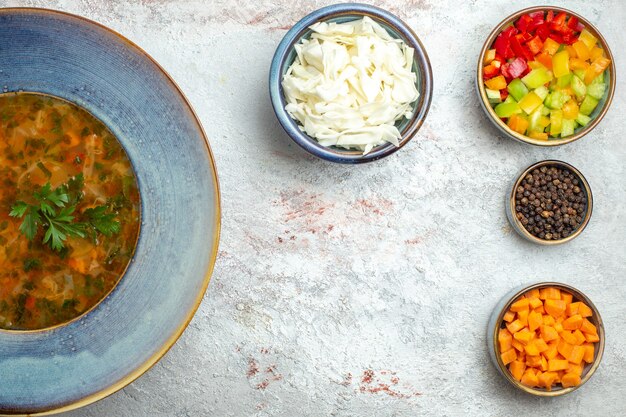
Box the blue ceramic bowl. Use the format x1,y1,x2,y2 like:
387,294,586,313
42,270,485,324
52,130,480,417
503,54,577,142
0,8,220,415
269,3,433,164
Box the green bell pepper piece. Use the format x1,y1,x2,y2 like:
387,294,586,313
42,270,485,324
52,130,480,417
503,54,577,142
579,96,599,116
545,91,570,110
557,74,572,88
494,102,521,118
534,86,549,101
561,119,576,137
522,68,553,89
576,113,592,127
507,78,529,102
486,88,502,104
587,83,606,100
550,109,563,136
571,76,587,101
574,69,586,80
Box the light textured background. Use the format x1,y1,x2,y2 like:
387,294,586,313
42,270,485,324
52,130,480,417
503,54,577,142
2,0,625,416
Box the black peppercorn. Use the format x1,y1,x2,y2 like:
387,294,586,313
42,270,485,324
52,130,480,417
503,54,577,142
514,165,587,241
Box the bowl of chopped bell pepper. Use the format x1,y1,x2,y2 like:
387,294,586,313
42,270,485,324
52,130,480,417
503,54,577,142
477,7,615,146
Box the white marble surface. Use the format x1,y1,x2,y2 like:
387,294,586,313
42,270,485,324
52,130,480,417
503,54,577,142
3,0,626,416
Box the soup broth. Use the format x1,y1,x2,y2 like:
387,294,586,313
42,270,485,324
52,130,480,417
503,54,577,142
0,93,140,330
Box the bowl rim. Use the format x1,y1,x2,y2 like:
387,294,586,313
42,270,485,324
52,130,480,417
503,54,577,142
491,281,605,397
476,5,616,147
0,7,222,416
269,2,433,164
508,159,593,245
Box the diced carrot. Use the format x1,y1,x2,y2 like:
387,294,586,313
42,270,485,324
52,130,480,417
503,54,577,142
572,330,586,345
501,349,517,366
507,319,524,334
561,372,581,388
534,305,546,314
540,355,548,372
540,287,561,300
68,257,88,274
569,345,585,364
548,359,569,372
561,292,573,304
528,297,543,309
514,328,533,345
578,303,593,318
540,325,559,342
554,322,564,333
525,341,540,356
499,329,513,352
580,318,597,335
538,372,558,390
517,309,529,326
566,302,581,316
545,299,566,318
503,310,516,323
527,288,540,299
25,295,36,311
528,310,542,332
566,362,583,376
585,333,600,343
510,298,529,312
557,340,574,359
563,314,583,330
560,331,578,345
534,338,549,353
583,343,595,364
543,315,556,326
509,360,526,381
543,342,559,360
521,369,539,387
526,355,542,367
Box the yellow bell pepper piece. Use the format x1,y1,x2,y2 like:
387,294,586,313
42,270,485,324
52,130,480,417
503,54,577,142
518,92,543,115
562,100,579,119
589,46,604,61
579,29,598,50
572,41,590,61
542,38,560,56
485,75,507,90
569,58,590,71
584,56,611,84
507,114,529,134
552,51,570,78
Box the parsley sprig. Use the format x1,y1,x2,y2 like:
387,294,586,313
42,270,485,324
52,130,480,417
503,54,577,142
9,174,121,251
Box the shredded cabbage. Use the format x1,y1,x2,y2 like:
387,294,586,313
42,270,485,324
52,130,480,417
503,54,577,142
282,16,419,154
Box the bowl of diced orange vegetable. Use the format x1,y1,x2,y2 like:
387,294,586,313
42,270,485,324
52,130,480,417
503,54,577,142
488,283,604,396
477,6,615,146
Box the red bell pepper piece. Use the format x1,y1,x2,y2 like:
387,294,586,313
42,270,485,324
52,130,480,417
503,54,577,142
527,13,545,33
494,27,518,60
516,14,533,33
550,12,567,30
562,32,577,45
506,57,528,79
510,35,534,62
567,16,579,30
517,32,533,43
525,35,544,55
536,23,550,41
548,32,564,44
546,10,554,23
500,89,509,101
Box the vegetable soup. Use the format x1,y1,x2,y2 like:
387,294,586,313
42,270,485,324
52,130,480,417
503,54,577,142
0,93,140,330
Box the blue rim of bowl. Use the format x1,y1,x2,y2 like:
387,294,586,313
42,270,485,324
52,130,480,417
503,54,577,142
269,3,433,164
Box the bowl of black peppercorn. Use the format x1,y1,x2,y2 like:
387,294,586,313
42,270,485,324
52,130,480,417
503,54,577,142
508,160,592,245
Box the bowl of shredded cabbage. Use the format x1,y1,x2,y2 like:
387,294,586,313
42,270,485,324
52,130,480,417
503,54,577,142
269,3,433,163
